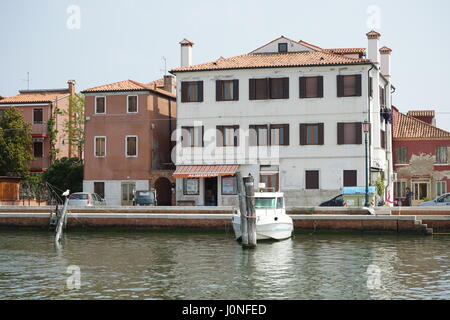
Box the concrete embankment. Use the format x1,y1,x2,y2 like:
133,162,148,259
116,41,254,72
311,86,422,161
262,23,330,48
1,206,450,234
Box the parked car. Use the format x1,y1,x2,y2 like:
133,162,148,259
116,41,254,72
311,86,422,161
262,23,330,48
67,192,106,206
133,190,157,206
419,193,450,206
319,194,346,207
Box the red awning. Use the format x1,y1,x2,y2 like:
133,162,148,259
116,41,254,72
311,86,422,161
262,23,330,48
173,165,239,178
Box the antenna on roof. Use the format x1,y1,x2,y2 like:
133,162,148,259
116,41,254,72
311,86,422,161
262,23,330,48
21,72,30,90
161,56,167,75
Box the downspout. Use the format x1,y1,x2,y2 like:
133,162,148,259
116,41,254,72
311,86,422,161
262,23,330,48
368,64,374,185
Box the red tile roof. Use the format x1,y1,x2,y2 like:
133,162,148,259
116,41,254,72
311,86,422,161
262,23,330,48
324,48,366,54
0,90,69,104
81,80,175,99
171,51,370,73
393,108,450,139
407,110,435,118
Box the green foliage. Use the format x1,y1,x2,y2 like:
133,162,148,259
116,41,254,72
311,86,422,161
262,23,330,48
42,157,83,194
65,94,85,160
375,176,385,196
0,107,33,177
47,111,59,162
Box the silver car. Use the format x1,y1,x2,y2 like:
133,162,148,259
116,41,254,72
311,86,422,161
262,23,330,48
67,192,106,206
419,193,450,206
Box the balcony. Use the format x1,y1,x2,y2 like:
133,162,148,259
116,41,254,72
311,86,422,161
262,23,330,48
31,122,48,136
29,157,51,171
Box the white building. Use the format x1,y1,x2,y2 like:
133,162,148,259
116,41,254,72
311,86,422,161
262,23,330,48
171,32,394,207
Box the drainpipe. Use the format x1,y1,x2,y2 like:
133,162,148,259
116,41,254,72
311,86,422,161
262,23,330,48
367,64,374,186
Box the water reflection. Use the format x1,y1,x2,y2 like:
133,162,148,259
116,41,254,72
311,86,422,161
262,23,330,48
1,231,450,300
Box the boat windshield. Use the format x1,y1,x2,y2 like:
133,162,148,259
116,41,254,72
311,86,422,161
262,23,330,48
255,197,276,209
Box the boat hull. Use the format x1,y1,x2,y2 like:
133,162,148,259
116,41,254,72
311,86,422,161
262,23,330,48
232,215,293,241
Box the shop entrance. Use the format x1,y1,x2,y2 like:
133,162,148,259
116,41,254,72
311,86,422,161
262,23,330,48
204,177,218,206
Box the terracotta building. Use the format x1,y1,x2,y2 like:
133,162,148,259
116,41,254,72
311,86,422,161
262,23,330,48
81,77,176,206
0,80,76,173
392,107,450,205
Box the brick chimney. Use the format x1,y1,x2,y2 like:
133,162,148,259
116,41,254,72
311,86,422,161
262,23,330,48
407,110,436,126
179,39,194,67
163,75,175,94
379,46,392,79
67,80,76,96
366,30,381,65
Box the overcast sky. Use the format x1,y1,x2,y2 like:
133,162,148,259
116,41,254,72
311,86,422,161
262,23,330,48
1,0,449,130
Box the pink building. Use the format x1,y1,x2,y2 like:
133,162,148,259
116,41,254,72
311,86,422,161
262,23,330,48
0,80,76,173
393,107,450,205
81,77,177,206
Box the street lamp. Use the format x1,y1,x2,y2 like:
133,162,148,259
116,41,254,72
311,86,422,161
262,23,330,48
362,121,371,207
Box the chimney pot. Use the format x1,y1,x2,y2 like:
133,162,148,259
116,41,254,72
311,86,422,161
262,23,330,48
379,46,392,79
180,38,194,67
163,75,176,94
366,30,381,65
67,80,76,96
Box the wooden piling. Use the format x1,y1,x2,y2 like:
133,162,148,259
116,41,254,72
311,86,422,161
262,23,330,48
236,172,248,246
243,175,257,248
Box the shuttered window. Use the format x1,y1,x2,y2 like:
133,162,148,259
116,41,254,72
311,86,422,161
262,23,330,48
126,136,138,157
300,123,324,145
181,81,203,102
395,146,408,164
216,80,239,101
181,126,204,147
33,141,43,158
299,76,323,98
94,137,106,157
337,123,362,145
249,78,289,100
33,109,43,124
379,86,386,107
436,147,448,164
337,75,362,97
95,97,106,114
270,124,289,146
305,170,319,189
94,182,105,199
127,96,138,113
249,125,268,146
343,170,357,187
380,130,386,149
216,125,239,147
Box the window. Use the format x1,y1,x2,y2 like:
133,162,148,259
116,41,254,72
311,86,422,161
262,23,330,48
436,147,448,164
181,126,204,147
305,170,319,189
260,173,279,192
181,81,203,102
396,146,408,164
183,178,199,195
276,197,284,209
216,80,239,101
127,95,138,113
343,170,357,187
395,181,407,198
33,109,43,124
278,43,288,53
216,125,239,147
94,137,106,157
33,141,43,158
126,136,138,157
379,86,386,107
221,176,238,195
437,181,447,197
270,124,289,146
299,76,323,98
337,122,362,145
300,123,324,145
369,77,373,98
337,75,362,97
249,125,268,146
95,97,106,114
94,182,105,199
249,78,289,100
380,130,386,149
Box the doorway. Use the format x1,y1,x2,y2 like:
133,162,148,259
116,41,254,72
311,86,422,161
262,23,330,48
204,177,218,206
413,181,430,205
155,177,172,206
121,182,136,206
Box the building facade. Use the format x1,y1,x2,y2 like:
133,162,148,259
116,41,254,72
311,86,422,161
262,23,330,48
393,108,450,205
81,78,176,206
0,80,76,173
171,32,394,207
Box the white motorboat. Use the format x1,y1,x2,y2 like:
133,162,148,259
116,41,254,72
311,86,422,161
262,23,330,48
232,191,294,241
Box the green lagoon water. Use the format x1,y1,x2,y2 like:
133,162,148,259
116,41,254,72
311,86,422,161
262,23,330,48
1,230,450,300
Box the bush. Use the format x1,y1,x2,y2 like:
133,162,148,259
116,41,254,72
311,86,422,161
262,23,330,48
42,157,83,194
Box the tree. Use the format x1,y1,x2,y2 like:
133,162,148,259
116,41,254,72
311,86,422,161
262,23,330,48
42,157,83,194
64,94,85,161
0,107,33,177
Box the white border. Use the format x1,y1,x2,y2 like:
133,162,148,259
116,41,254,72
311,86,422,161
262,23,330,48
127,95,139,114
125,135,138,158
94,136,106,158
32,108,44,124
95,96,106,115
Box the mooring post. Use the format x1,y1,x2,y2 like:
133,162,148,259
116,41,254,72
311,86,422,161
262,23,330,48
236,172,249,246
243,175,257,248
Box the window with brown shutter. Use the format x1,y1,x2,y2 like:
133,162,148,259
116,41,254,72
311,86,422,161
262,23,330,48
181,81,203,102
95,97,106,114
337,75,362,97
343,170,357,187
33,141,43,158
33,108,43,124
249,78,288,100
126,136,138,157
379,86,386,107
270,124,289,146
337,123,362,145
380,130,386,149
249,125,268,146
181,126,203,147
216,80,239,101
395,146,408,164
300,123,324,145
216,125,239,147
270,78,289,99
127,96,138,113
300,76,323,98
305,170,319,189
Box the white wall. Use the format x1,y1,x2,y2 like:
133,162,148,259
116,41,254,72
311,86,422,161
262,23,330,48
83,180,149,206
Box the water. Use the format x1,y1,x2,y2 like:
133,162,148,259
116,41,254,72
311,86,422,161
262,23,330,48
1,230,450,300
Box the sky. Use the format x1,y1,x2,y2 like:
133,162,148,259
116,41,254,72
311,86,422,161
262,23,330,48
1,0,449,130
